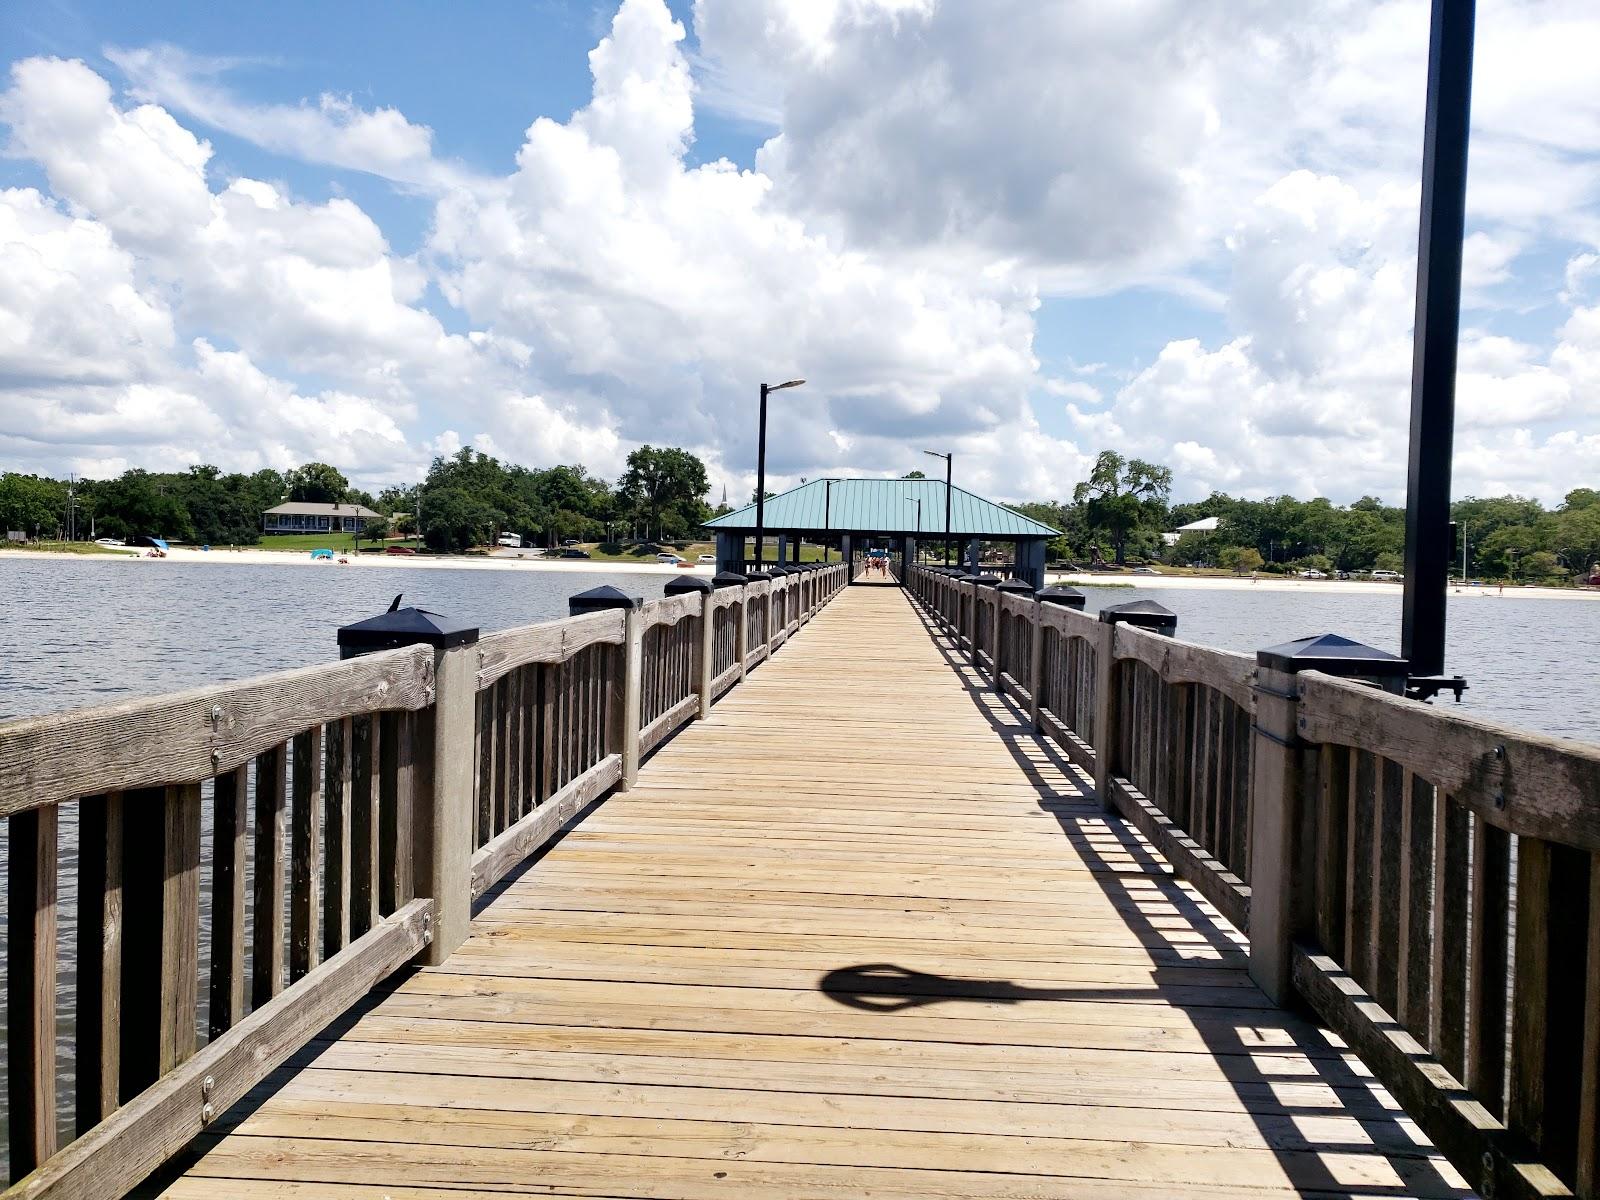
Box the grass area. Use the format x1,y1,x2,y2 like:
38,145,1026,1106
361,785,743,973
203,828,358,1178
255,533,425,553
1,540,137,556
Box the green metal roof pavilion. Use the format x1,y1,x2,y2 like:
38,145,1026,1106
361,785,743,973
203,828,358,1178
706,477,1058,539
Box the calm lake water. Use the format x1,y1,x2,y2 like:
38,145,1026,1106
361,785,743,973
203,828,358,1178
3,558,1594,740
0,556,1595,1164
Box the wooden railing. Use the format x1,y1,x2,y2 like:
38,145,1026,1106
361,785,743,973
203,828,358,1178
0,563,848,1197
907,563,1600,1200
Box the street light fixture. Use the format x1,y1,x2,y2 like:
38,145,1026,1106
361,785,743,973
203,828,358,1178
754,379,805,569
905,495,922,565
923,449,953,566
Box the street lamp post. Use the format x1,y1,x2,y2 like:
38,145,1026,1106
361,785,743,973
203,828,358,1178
924,450,952,566
906,496,922,566
754,379,805,569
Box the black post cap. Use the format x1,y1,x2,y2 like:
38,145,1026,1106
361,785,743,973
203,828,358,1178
568,585,642,615
996,579,1035,595
712,571,747,589
957,573,984,583
1257,633,1409,678
744,569,774,582
1037,584,1087,609
337,605,479,659
973,574,1002,588
1099,599,1177,636
664,575,713,596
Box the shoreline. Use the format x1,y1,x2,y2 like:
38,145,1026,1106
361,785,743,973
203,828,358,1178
4,548,1595,600
1,546,714,575
1045,569,1598,602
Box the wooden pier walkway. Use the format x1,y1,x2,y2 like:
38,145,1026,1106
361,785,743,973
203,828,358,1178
153,585,1466,1199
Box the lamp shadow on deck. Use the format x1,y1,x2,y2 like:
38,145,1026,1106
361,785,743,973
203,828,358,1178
884,592,1475,1199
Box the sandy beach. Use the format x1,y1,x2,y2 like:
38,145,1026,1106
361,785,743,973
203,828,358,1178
5,546,1595,600
1045,569,1598,602
3,545,714,576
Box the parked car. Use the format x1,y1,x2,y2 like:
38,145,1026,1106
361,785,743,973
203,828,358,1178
93,537,123,547
561,548,591,559
1131,566,1161,575
1370,569,1402,581
697,554,716,564
561,537,581,546
656,552,685,564
497,533,522,548
385,545,416,555
1296,569,1327,579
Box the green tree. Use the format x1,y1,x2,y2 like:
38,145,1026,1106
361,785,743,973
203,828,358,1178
1521,550,1561,581
1072,451,1172,565
0,473,69,538
420,487,501,552
1220,545,1264,574
285,462,350,504
618,446,709,542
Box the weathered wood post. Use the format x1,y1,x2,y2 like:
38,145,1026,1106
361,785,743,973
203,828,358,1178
337,604,479,966
665,575,714,721
1092,601,1176,813
1248,634,1409,1003
731,572,751,681
1034,585,1085,734
570,586,644,791
973,574,1001,677
994,579,1034,700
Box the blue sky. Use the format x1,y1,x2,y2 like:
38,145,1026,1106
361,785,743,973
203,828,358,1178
2,0,1597,504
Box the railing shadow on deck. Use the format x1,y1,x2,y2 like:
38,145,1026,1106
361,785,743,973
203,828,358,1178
829,591,1474,1199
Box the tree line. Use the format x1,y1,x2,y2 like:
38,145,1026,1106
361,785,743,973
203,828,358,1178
1005,450,1600,582
0,444,718,553
6,443,1596,579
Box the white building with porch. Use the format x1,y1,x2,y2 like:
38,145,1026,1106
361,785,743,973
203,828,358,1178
262,501,384,535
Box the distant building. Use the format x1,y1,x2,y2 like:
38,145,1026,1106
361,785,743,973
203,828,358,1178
263,501,384,535
1161,515,1221,547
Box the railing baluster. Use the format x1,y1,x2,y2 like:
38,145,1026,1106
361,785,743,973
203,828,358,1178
77,791,124,1134
210,769,248,1037
1577,856,1600,1195
1431,791,1470,1078
7,804,59,1178
252,748,287,1006
537,662,554,805
349,717,380,939
160,782,202,1073
323,717,352,959
1346,749,1375,990
1314,743,1349,960
1395,769,1435,1034
1467,813,1511,1117
290,726,323,981
1374,756,1405,1014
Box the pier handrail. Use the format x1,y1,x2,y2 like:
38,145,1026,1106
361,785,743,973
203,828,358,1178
907,562,1599,1200
0,563,849,1197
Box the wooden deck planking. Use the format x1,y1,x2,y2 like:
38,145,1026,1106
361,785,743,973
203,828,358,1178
158,584,1470,1199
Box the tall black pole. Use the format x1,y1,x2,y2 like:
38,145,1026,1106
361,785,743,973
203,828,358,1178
1401,0,1475,686
934,454,947,569
754,382,769,569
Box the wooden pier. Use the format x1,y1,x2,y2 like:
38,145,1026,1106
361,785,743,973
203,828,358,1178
4,561,1599,1198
